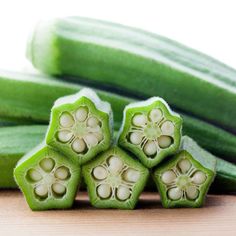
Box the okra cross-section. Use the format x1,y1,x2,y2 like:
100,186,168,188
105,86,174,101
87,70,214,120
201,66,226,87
83,147,149,209
14,144,81,210
46,88,113,165
118,97,182,168
153,136,216,208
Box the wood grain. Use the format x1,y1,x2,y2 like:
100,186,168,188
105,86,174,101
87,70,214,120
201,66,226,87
0,190,236,236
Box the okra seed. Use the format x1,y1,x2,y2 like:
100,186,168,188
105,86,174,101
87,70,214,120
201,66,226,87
75,107,88,122
59,113,74,128
35,184,48,197
161,121,174,135
168,187,182,200
186,186,199,200
72,138,86,153
144,141,157,156
39,158,55,172
132,114,147,127
161,170,176,184
123,169,140,183
192,171,207,184
97,184,111,199
158,136,172,148
178,159,191,174
87,117,99,128
54,166,70,180
129,132,143,145
149,108,162,122
116,186,131,201
52,183,66,195
94,132,103,142
27,169,42,182
93,166,107,180
57,130,73,143
84,133,99,147
108,156,123,173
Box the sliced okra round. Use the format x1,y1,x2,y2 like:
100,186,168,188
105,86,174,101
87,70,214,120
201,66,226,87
46,88,113,165
83,146,149,209
118,97,182,168
153,136,216,208
14,144,81,211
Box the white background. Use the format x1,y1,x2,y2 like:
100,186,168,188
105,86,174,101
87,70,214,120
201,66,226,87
0,0,235,71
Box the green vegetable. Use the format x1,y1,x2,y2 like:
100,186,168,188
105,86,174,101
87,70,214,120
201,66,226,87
1,71,236,164
46,88,113,165
153,136,216,208
14,144,81,210
118,97,182,168
83,146,149,209
27,16,236,131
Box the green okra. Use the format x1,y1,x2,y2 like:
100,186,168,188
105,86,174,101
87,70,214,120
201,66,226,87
83,146,149,209
27,16,236,131
153,136,216,208
46,88,113,165
118,97,182,168
14,144,81,210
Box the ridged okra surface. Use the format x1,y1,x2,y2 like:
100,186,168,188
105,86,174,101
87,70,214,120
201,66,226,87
14,144,81,210
118,97,182,168
46,88,113,165
153,136,216,208
83,147,149,209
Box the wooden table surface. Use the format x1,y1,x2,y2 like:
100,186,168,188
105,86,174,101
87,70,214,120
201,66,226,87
0,190,236,236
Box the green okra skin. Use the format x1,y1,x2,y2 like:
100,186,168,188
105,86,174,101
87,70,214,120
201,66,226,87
1,71,236,164
46,88,113,165
153,136,216,208
83,146,149,209
14,144,81,211
27,16,236,131
0,125,47,188
118,97,182,168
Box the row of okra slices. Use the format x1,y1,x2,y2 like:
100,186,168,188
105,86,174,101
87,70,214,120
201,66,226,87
14,88,216,211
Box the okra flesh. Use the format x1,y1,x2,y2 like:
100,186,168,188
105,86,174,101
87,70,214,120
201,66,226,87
83,147,149,209
118,97,182,168
14,145,81,210
46,88,113,165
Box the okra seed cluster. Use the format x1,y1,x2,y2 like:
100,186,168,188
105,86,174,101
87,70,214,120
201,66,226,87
57,106,103,154
26,157,71,200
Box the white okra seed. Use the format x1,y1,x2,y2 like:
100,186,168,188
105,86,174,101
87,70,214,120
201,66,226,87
52,183,66,195
161,121,175,135
84,133,98,147
178,159,191,174
57,130,73,143
75,107,88,122
149,108,162,122
93,166,107,180
72,138,86,153
130,132,143,145
28,169,42,182
40,158,55,172
132,114,147,127
144,141,157,156
168,187,182,200
97,184,111,199
158,136,172,148
123,169,140,183
87,117,99,128
54,166,70,180
35,184,48,197
192,171,207,184
161,170,176,184
59,113,74,128
186,186,199,200
94,132,103,142
116,186,131,201
108,156,123,173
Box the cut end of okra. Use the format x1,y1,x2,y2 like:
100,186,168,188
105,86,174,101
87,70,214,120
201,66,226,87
83,147,149,209
118,97,182,168
153,136,216,208
14,144,81,211
46,88,113,165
